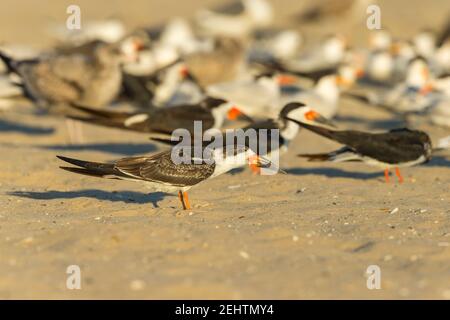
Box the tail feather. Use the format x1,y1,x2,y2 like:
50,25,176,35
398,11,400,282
59,166,115,178
57,155,115,177
69,103,133,120
0,50,17,74
150,136,180,146
298,148,361,163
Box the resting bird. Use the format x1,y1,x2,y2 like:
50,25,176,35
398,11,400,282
0,41,139,109
288,119,432,183
67,96,248,135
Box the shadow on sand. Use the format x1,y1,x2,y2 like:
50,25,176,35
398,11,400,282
286,155,450,180
0,119,54,135
427,155,450,168
8,189,170,208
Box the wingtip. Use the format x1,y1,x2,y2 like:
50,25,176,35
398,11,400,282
56,155,88,168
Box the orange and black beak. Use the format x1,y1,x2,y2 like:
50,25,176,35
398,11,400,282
122,38,146,63
179,65,190,78
356,68,365,78
304,110,337,128
419,83,434,96
276,74,298,86
132,38,146,52
227,106,253,122
248,155,286,174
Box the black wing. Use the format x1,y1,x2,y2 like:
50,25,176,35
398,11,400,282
148,105,215,134
294,122,430,164
336,129,430,164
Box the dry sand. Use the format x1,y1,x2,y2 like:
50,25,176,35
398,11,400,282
0,0,449,299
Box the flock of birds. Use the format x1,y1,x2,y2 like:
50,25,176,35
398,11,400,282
0,0,449,210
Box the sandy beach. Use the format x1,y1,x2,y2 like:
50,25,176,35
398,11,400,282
0,0,449,299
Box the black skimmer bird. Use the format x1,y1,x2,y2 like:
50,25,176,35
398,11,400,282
0,40,142,143
68,96,247,135
288,120,432,183
57,144,277,210
121,61,203,108
0,40,142,110
151,102,335,173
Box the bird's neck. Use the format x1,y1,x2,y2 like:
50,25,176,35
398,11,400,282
280,119,300,141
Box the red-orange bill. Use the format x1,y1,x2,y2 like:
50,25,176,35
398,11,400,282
277,74,297,85
304,110,336,128
227,106,243,120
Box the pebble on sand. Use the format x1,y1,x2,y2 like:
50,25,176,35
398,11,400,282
239,251,250,259
389,208,399,214
130,279,145,291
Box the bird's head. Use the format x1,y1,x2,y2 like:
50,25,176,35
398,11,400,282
117,34,147,63
280,102,336,128
202,97,250,122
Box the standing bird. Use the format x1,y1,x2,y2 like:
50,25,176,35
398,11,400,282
0,41,142,142
0,41,137,109
57,144,277,210
288,120,432,183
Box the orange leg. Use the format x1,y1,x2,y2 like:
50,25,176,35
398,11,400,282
183,192,191,210
178,191,186,210
250,163,261,175
395,168,404,183
248,155,261,175
384,169,390,183
178,191,192,210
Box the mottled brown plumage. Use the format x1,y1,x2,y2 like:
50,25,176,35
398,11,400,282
184,38,246,87
57,149,216,188
0,42,124,110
